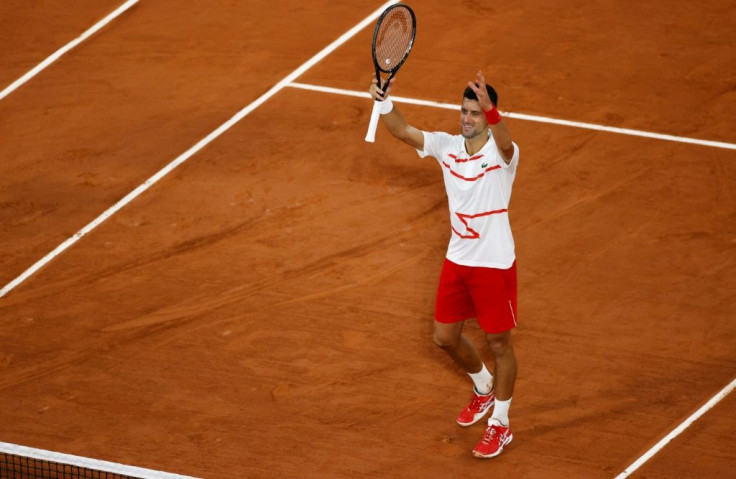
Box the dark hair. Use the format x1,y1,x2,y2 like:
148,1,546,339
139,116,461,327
463,83,498,107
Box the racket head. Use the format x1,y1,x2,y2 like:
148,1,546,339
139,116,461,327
371,3,416,79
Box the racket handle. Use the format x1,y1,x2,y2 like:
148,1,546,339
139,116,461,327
364,100,382,143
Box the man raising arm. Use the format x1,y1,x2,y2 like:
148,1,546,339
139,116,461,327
368,71,521,460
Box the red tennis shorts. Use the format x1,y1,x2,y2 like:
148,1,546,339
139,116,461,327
434,259,518,334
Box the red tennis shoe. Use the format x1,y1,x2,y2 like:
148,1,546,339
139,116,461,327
456,388,494,427
472,422,513,458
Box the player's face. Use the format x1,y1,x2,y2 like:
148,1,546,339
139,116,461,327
460,98,486,139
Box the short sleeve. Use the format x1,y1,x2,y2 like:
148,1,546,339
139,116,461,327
498,142,520,171
417,131,453,160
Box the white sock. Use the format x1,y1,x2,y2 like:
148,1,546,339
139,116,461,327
489,398,512,426
468,364,493,395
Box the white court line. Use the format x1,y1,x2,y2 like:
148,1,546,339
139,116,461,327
0,441,199,479
615,378,736,478
0,0,398,298
286,82,736,151
0,0,140,101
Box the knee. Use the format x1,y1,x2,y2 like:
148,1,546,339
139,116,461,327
433,328,459,350
486,333,513,358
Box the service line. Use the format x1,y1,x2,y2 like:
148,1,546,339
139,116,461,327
286,82,736,151
0,0,140,101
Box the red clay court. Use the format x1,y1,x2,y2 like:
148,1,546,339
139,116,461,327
1,1,734,478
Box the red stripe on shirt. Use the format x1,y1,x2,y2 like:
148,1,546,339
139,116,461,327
452,209,508,239
441,161,501,182
448,153,484,163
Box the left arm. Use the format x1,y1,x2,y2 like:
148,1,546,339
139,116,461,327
468,71,515,164
488,118,515,164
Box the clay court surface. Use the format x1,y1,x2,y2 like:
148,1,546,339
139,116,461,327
1,1,734,478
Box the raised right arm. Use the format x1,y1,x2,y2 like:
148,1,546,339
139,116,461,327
369,78,424,150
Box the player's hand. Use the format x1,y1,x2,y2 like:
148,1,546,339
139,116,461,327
467,71,494,111
369,77,394,101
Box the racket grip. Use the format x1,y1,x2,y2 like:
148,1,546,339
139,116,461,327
364,100,382,143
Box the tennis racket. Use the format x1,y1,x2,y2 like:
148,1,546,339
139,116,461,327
364,3,416,143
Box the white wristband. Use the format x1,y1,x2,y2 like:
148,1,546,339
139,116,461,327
379,97,394,114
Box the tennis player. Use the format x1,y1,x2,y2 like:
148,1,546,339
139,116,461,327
369,71,519,459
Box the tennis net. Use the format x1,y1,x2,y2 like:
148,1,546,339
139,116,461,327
0,442,199,479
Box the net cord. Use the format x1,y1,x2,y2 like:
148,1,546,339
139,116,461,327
0,442,200,479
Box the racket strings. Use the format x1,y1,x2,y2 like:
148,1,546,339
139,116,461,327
374,9,414,72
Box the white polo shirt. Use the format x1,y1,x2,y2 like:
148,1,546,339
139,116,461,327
418,130,519,269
